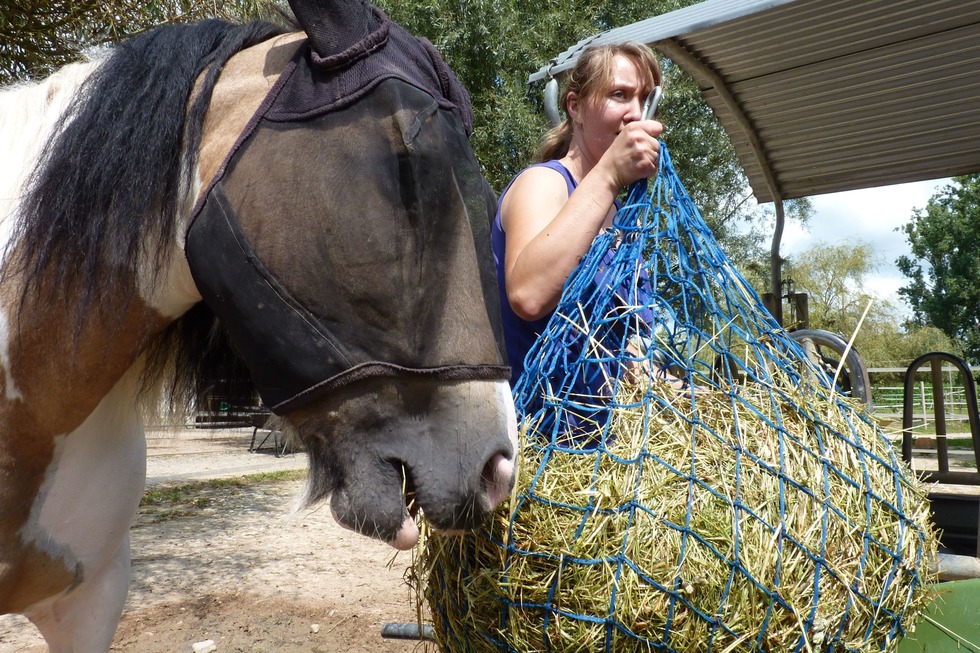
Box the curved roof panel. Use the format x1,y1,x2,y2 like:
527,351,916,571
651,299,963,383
529,0,980,203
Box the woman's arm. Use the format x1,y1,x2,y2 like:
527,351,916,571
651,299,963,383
501,166,619,320
501,121,662,321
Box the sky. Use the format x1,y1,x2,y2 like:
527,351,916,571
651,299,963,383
777,178,951,317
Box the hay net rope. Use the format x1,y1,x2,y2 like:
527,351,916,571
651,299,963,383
420,141,936,653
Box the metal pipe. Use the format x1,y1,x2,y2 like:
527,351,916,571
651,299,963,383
381,623,436,641
770,199,785,325
931,359,950,473
544,76,561,127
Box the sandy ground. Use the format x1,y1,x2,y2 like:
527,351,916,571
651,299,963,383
0,427,436,653
1,427,976,652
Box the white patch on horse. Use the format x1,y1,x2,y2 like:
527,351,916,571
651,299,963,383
0,58,103,238
20,368,146,647
0,307,23,401
22,367,146,571
134,169,202,320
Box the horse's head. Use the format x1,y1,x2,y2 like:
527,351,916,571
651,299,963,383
185,1,516,548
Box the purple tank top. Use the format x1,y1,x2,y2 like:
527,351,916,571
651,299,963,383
490,161,575,385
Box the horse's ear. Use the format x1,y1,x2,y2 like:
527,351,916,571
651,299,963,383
287,0,380,58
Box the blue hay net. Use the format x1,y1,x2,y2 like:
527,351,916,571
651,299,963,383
513,142,827,441
424,141,934,653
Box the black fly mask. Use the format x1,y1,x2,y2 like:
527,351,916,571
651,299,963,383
186,5,508,414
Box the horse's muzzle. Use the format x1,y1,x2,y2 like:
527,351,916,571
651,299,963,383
289,378,518,549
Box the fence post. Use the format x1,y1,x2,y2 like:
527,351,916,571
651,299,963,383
931,359,950,473
920,380,928,431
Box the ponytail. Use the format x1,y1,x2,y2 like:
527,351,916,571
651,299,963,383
535,121,573,162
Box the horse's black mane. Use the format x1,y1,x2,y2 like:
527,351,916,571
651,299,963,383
11,19,287,409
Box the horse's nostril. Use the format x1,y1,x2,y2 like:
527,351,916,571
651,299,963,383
481,451,515,511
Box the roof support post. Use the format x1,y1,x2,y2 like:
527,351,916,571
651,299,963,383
771,199,785,325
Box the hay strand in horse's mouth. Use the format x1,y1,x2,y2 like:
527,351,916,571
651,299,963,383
401,463,420,520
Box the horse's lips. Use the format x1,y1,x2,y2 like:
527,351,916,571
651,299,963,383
327,462,512,550
390,515,421,550
482,451,515,509
329,490,420,549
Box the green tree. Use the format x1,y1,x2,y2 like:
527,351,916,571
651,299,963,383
784,241,886,335
785,241,963,368
5,0,793,276
897,175,980,363
0,0,274,84
785,241,893,366
856,322,963,370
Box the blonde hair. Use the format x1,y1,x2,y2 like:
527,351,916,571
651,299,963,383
535,43,663,163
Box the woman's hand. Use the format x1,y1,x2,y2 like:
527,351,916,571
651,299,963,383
601,119,663,188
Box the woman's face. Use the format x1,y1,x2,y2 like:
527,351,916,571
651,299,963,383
569,55,649,162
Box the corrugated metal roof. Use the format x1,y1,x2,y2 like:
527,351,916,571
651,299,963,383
529,0,980,203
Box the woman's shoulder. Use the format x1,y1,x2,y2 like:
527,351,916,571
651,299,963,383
509,160,575,195
498,162,573,231
528,160,576,186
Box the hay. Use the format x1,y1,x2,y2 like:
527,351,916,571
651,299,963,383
415,371,938,653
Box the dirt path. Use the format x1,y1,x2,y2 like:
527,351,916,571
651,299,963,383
0,428,436,653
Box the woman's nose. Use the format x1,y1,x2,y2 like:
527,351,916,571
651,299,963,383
624,97,644,121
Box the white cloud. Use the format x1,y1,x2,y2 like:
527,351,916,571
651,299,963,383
779,179,949,316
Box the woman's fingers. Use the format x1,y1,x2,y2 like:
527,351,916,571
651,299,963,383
610,122,662,185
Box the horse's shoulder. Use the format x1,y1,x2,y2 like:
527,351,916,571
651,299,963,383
196,32,307,194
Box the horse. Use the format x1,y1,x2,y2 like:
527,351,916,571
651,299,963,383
0,0,518,649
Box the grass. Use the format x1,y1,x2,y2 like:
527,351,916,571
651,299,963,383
140,469,307,505
902,434,977,447
138,469,308,523
878,426,978,446
872,413,977,440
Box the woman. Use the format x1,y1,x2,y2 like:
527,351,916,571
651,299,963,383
492,42,664,386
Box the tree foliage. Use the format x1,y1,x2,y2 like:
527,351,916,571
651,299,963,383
785,241,892,364
784,241,961,368
897,175,980,363
0,0,275,84
4,0,796,276
785,242,885,335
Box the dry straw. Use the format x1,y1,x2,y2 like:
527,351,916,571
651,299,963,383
414,369,938,653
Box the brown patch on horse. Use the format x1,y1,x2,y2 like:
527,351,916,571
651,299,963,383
0,270,170,612
195,32,306,197
0,402,76,612
1,271,169,433
0,539,81,613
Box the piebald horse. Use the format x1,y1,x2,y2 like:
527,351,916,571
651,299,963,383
0,0,517,649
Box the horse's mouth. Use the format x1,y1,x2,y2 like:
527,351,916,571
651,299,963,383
394,462,498,546
383,466,420,550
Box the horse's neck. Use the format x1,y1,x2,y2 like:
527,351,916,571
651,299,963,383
0,58,197,437
195,32,305,191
